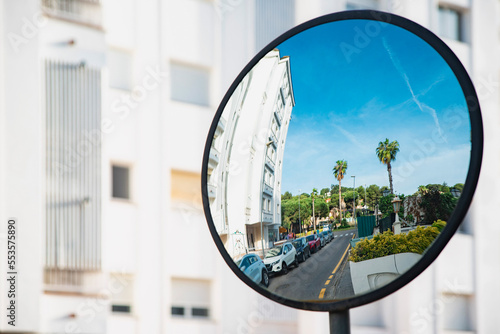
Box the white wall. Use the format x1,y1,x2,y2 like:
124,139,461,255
0,0,43,331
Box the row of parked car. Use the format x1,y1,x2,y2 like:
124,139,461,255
236,230,335,287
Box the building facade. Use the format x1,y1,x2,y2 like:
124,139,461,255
208,49,294,258
0,0,499,333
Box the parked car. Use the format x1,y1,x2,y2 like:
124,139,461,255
292,237,310,262
236,253,269,287
306,234,321,253
328,230,334,241
318,232,326,247
321,230,331,243
263,242,298,275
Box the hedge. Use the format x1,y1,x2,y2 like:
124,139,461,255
349,226,440,263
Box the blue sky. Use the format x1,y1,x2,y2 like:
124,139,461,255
278,20,471,196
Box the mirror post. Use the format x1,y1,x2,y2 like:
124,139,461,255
329,309,350,334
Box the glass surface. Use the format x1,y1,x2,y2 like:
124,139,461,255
205,19,471,302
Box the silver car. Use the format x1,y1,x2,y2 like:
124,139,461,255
318,232,326,247
237,253,269,287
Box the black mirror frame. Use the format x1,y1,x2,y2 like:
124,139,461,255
201,10,483,312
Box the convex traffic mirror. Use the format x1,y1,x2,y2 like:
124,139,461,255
202,11,482,314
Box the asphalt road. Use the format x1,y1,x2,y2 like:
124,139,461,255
267,228,357,302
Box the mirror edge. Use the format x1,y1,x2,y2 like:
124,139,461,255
201,9,484,312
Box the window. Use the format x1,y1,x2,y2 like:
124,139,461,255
171,278,211,319
108,49,133,90
109,274,134,314
171,306,185,316
441,294,474,331
41,0,102,27
267,146,275,161
170,62,210,106
112,305,131,313
438,6,464,42
282,76,290,97
192,307,209,318
276,98,283,115
346,0,379,10
112,165,130,199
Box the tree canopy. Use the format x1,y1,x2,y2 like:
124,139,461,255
376,138,399,194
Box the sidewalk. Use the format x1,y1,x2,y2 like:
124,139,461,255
331,250,355,300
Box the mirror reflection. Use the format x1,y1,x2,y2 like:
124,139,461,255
206,19,470,302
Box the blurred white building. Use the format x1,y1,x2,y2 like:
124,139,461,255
0,0,498,334
208,48,294,259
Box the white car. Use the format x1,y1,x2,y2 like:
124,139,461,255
263,242,298,275
236,253,269,287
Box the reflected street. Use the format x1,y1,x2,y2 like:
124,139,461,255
268,228,357,301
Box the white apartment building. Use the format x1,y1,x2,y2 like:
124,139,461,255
208,48,294,258
0,1,499,334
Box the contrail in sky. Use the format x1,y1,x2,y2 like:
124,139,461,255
382,37,444,139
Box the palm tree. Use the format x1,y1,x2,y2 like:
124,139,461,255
311,188,318,231
332,160,348,224
376,138,400,194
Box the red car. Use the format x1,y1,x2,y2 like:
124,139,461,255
306,234,321,253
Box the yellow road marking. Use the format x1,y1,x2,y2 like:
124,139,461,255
332,243,351,274
319,235,356,299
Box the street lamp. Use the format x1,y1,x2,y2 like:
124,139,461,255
364,184,367,216
383,189,390,197
351,176,356,227
392,196,402,234
298,189,301,234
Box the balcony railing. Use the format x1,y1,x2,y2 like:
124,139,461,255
263,183,273,197
207,183,217,201
215,118,226,138
262,212,273,223
208,146,220,171
42,0,102,28
265,156,275,171
274,109,282,126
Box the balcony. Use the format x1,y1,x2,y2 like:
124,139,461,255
263,183,273,197
41,0,102,28
262,212,273,223
44,268,105,294
214,118,226,138
207,183,217,201
274,109,282,126
208,146,220,171
269,132,278,148
265,156,275,172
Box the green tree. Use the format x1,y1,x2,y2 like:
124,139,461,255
320,187,330,197
343,190,360,210
282,191,292,200
453,183,464,193
333,160,348,223
366,184,381,209
379,193,405,218
420,189,457,223
376,138,400,194
317,199,329,218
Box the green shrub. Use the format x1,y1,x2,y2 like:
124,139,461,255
432,219,447,232
349,226,440,262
